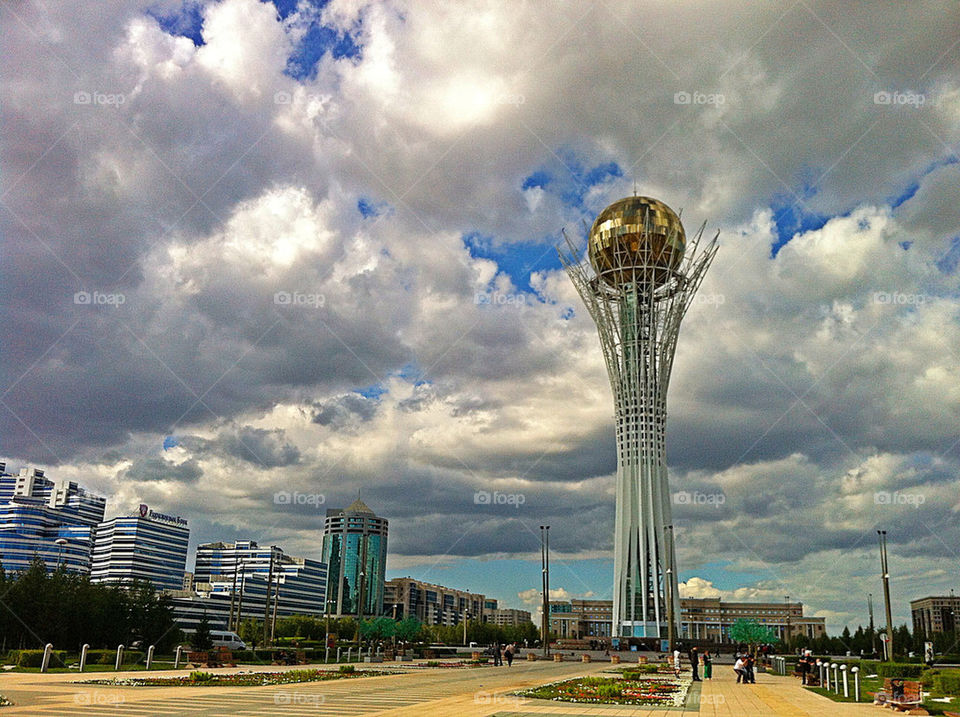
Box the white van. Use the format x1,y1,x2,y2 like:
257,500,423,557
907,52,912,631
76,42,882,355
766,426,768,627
210,631,246,650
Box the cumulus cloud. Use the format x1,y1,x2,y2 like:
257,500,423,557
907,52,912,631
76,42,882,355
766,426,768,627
3,0,959,630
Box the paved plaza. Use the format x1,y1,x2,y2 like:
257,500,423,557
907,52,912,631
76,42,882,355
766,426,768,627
0,659,880,716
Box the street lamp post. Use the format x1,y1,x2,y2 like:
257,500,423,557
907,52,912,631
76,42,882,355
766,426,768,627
878,530,894,660
540,525,550,657
54,538,68,569
784,595,791,651
664,525,675,653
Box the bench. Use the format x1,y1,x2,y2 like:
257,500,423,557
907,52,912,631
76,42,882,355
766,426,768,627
868,678,926,714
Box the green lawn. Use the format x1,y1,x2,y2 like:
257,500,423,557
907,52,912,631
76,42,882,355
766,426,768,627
807,675,958,716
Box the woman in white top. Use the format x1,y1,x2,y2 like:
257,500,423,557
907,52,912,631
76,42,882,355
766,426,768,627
734,656,747,683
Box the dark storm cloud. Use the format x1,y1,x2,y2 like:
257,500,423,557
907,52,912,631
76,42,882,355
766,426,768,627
220,427,301,468
312,393,379,426
121,456,203,483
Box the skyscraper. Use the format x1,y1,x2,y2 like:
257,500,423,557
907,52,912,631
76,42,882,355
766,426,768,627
0,465,106,574
560,196,717,639
90,505,190,590
321,499,388,617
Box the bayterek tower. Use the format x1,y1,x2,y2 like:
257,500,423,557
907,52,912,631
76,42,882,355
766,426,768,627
560,196,717,639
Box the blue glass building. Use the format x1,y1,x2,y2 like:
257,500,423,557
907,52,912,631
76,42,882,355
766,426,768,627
321,499,388,617
0,465,106,575
90,507,190,590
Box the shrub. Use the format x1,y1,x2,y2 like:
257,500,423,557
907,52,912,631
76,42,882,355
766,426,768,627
596,683,623,698
8,649,68,668
87,649,143,666
339,665,355,674
189,671,214,682
933,671,960,696
920,668,939,688
876,662,925,678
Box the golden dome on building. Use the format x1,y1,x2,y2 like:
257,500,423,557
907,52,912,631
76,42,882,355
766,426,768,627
588,196,686,288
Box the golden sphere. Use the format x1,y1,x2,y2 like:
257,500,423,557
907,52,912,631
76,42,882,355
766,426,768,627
588,196,686,288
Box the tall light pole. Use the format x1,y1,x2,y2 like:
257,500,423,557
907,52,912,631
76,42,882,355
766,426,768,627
262,547,276,647
540,525,551,656
664,525,675,652
784,595,791,650
878,530,894,660
560,196,717,640
868,593,876,656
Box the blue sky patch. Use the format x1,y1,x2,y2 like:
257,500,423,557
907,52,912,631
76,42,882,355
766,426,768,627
936,236,960,275
162,435,180,450
148,1,205,45
465,232,561,292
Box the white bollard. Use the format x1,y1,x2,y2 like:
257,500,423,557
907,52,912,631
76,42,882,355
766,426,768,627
40,644,53,673
851,666,860,702
174,645,184,669
831,663,839,693
841,664,849,697
79,644,89,673
337,647,341,663
347,647,352,663
115,645,125,671
146,645,155,670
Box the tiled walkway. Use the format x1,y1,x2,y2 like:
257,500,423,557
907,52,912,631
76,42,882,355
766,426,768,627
0,660,880,716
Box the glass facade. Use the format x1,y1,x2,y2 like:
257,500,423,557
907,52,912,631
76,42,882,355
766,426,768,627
321,499,388,617
90,513,189,590
0,465,106,575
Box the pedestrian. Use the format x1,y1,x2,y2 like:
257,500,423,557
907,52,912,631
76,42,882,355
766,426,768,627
673,646,681,677
703,651,712,680
688,646,701,681
798,654,809,685
745,653,756,683
734,655,746,683
504,643,514,667
492,641,502,666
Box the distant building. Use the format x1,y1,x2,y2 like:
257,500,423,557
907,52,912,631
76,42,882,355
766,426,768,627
167,540,327,632
680,598,825,643
911,595,960,636
383,577,485,625
90,506,189,590
487,607,533,628
0,465,106,575
182,571,194,591
548,597,825,643
484,598,499,612
321,499,388,617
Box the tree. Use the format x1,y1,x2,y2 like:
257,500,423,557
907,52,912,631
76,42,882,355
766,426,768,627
395,616,423,643
729,619,777,649
238,618,261,649
358,617,395,642
192,613,213,651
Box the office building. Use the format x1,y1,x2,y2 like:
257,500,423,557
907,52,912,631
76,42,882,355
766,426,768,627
321,499,387,617
911,595,960,636
383,577,484,625
167,540,327,631
548,597,825,643
487,607,533,628
0,465,106,574
90,505,189,590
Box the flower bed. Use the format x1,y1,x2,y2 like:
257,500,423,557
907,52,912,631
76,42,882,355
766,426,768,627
516,674,689,706
79,667,394,687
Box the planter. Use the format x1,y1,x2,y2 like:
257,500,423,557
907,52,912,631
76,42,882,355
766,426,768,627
611,655,621,664
526,653,537,661
553,654,563,662
471,651,481,660
638,656,648,664
582,654,591,663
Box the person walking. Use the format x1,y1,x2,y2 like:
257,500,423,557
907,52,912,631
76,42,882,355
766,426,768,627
745,653,756,683
673,647,682,677
798,653,809,685
703,651,712,680
504,643,514,667
492,641,502,666
688,646,701,681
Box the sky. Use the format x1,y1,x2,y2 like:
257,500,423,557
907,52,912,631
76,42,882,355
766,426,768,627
2,0,959,633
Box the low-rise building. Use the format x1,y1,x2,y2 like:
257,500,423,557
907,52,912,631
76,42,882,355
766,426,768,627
384,577,485,625
486,607,533,628
911,595,960,636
